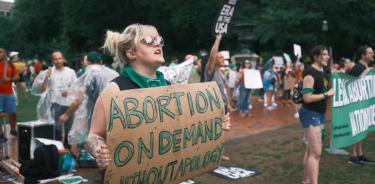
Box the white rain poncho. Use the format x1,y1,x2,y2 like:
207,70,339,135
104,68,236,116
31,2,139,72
31,67,77,125
31,69,54,124
67,65,119,145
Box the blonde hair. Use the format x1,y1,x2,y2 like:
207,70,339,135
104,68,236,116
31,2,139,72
103,23,158,65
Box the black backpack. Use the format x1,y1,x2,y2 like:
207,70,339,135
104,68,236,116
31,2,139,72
292,81,303,104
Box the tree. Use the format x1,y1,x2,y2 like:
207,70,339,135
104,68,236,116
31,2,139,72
2,0,375,63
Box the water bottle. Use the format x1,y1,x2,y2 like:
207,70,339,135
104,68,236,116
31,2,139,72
59,153,76,173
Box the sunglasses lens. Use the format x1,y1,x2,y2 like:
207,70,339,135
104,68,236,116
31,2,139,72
157,36,164,47
142,36,164,47
143,36,154,46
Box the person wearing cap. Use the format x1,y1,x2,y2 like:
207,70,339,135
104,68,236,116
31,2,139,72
39,51,77,147
59,52,119,157
9,52,29,101
0,48,19,136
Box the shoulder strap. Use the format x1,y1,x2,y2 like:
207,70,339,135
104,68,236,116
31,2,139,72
111,75,140,90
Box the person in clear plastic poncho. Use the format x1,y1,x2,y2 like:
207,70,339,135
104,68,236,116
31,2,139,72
59,52,119,156
31,52,77,147
32,52,118,150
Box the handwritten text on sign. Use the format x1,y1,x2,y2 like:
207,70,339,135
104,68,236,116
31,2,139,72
102,82,225,184
214,0,238,34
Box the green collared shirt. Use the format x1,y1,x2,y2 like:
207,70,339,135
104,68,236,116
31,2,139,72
121,66,168,88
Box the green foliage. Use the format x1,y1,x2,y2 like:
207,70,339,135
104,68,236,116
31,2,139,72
1,0,375,64
251,0,375,57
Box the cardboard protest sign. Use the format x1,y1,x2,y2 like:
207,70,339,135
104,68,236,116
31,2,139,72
244,69,263,89
214,0,239,34
158,58,194,84
293,44,302,57
102,82,226,184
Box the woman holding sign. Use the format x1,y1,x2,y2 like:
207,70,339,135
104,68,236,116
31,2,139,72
237,60,252,118
87,24,169,169
87,24,230,169
299,46,334,184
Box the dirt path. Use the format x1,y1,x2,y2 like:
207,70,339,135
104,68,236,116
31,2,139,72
226,98,300,140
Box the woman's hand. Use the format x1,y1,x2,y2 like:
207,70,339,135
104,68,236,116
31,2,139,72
93,144,112,169
223,113,231,131
87,136,111,169
326,88,334,97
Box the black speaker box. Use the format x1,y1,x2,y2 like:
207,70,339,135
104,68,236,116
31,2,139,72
18,121,54,164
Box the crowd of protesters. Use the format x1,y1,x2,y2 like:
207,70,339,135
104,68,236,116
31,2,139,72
0,23,374,184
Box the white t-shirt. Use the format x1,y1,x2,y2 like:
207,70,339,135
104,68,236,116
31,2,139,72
48,66,77,106
228,69,238,88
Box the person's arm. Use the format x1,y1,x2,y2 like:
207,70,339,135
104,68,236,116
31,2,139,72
263,71,271,80
87,96,111,169
302,75,334,103
12,65,20,81
86,82,119,169
236,69,244,83
59,98,82,124
3,64,20,82
207,35,222,75
41,68,51,93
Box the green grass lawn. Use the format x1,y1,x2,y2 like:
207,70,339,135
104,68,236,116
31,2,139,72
194,124,375,184
16,89,39,122
14,89,375,184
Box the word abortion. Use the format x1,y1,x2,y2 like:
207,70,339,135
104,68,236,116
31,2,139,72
333,74,375,107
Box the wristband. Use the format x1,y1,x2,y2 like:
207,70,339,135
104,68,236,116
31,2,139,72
323,92,328,99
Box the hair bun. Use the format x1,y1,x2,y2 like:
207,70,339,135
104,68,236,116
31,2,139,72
103,31,122,56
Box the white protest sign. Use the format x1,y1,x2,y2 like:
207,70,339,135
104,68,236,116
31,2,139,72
293,44,302,57
273,56,284,66
244,69,263,89
283,53,292,64
214,0,238,34
220,51,230,60
158,58,194,84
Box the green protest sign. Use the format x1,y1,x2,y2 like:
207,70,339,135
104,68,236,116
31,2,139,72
331,70,375,149
101,82,225,184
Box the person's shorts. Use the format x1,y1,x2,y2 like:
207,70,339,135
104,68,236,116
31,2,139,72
299,107,325,128
265,85,274,92
0,94,17,113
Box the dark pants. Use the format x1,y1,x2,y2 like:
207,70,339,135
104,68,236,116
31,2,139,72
239,85,251,113
51,103,73,148
284,89,291,100
258,88,265,99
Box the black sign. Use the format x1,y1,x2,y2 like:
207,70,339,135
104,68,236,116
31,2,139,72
214,0,239,34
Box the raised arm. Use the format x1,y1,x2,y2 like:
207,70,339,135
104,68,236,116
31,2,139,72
207,35,222,75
